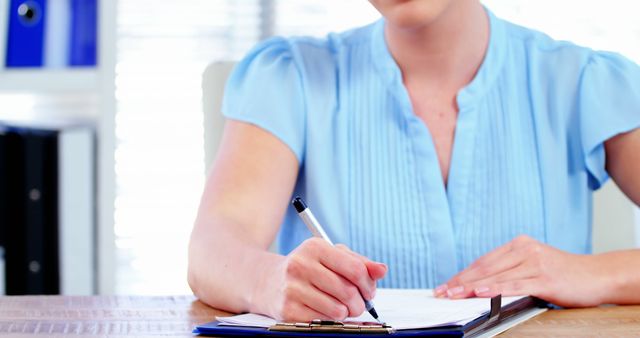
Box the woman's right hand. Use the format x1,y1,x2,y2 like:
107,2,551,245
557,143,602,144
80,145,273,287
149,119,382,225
254,238,387,322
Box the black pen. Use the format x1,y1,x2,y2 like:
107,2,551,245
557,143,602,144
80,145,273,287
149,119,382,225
292,196,381,322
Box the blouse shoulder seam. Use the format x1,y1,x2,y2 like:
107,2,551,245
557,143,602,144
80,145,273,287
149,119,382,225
503,21,593,56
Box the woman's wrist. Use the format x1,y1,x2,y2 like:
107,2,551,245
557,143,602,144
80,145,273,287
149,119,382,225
248,251,286,315
590,250,640,305
575,253,612,305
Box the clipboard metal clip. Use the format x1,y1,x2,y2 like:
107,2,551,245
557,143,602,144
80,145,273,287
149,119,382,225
269,319,395,334
464,295,502,337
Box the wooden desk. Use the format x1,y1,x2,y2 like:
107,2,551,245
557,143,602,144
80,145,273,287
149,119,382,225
1,296,639,337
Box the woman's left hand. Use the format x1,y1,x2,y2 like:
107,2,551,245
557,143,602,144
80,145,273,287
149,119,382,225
434,235,611,307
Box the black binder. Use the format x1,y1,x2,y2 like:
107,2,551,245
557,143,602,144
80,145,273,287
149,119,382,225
0,131,7,268
0,122,95,295
0,130,7,251
0,127,60,294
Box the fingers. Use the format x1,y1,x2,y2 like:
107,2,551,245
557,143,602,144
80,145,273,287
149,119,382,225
435,241,517,298
473,278,540,298
280,255,353,320
298,283,350,320
318,243,377,300
280,299,337,322
310,263,366,317
364,260,388,280
456,249,522,284
445,265,536,299
336,244,388,280
284,239,383,320
436,236,548,300
441,246,525,296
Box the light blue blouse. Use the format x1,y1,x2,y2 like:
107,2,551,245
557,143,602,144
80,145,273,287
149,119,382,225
222,9,640,288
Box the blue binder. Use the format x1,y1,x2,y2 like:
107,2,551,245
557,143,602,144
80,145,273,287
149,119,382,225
5,0,47,67
5,0,97,68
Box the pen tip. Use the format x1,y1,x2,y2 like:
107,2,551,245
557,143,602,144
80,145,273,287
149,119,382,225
368,307,379,321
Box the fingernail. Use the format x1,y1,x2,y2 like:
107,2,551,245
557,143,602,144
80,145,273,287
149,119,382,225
474,286,490,295
434,284,448,296
447,286,464,297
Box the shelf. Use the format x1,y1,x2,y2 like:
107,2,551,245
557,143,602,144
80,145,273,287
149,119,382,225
0,68,99,92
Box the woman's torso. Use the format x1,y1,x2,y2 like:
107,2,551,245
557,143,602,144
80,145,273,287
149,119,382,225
223,9,640,288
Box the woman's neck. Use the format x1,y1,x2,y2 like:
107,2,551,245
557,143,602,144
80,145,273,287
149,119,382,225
384,0,489,90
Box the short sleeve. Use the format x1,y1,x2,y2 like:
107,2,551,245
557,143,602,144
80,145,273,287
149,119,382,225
222,37,306,163
578,52,640,189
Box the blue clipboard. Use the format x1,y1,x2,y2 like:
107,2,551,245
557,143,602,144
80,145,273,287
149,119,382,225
193,296,544,337
193,321,463,337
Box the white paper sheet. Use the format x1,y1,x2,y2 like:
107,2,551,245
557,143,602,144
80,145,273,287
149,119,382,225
216,288,526,330
349,289,524,330
216,313,277,327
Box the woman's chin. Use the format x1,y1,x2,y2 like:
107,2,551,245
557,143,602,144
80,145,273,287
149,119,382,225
371,0,454,30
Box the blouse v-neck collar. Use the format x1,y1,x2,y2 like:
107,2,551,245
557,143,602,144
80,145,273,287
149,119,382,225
369,7,507,110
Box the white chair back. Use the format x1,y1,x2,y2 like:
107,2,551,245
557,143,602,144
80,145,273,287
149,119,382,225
202,61,235,174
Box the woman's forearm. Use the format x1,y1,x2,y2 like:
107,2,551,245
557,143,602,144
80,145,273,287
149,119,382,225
188,215,284,314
